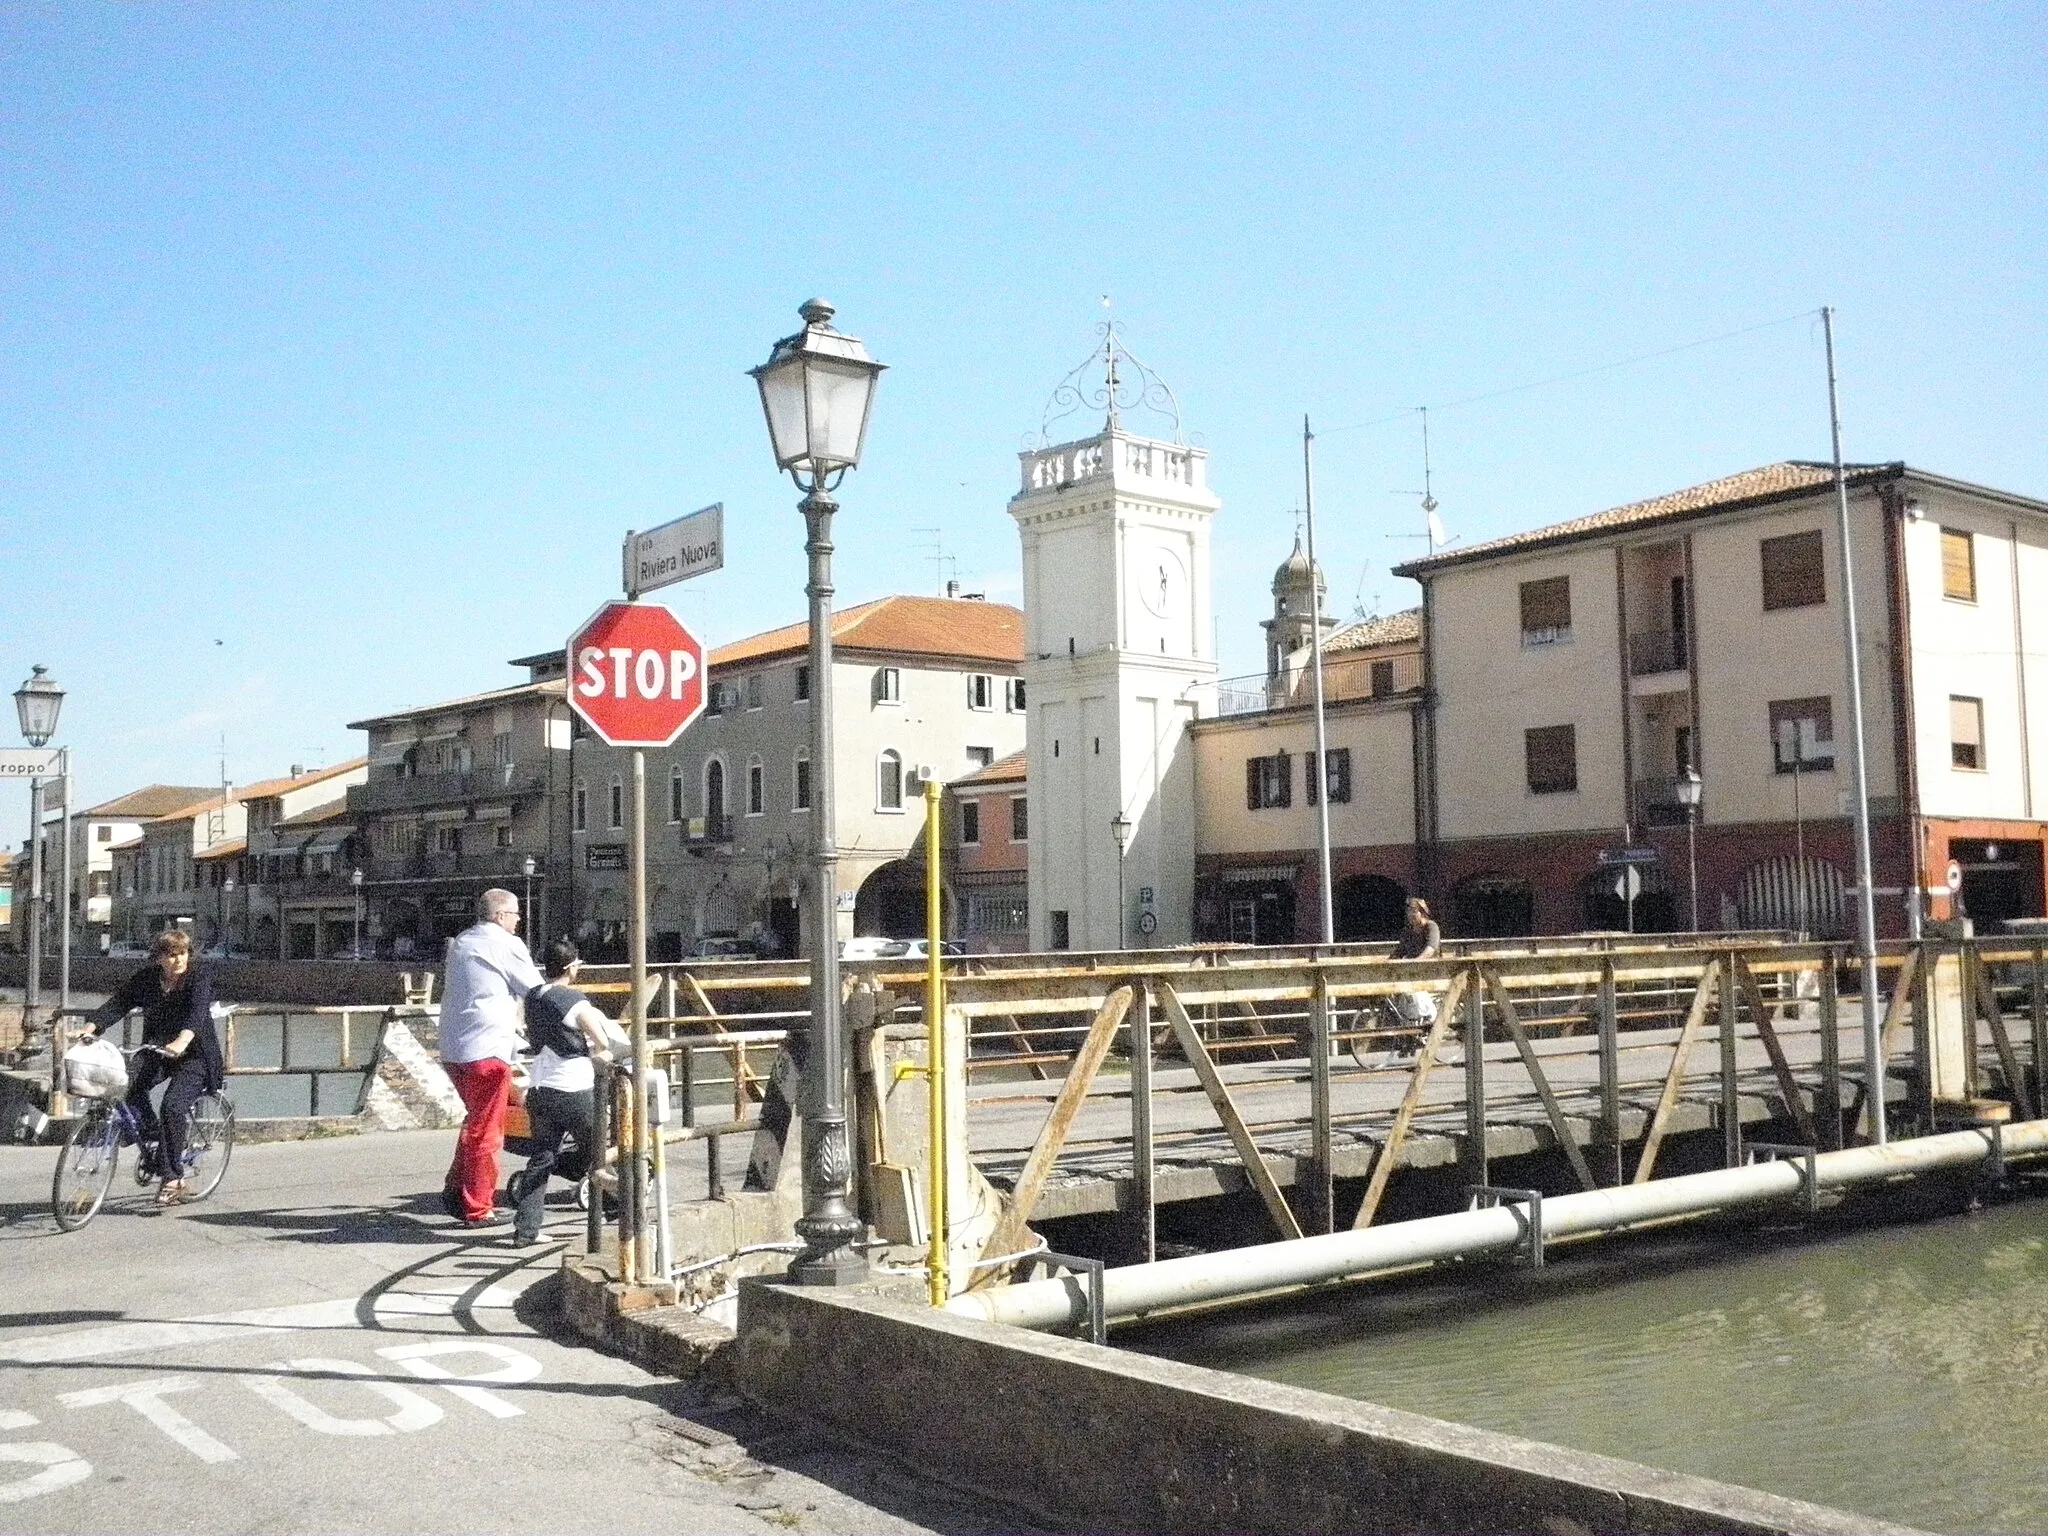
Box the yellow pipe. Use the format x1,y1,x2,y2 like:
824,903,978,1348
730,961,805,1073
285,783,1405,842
924,777,949,1305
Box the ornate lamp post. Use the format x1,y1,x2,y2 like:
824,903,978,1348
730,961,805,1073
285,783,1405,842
14,665,66,1033
351,867,365,958
751,299,885,1285
221,875,236,954
522,854,536,944
1109,812,1132,949
1674,767,1703,933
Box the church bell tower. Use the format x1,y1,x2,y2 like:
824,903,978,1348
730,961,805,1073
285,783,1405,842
1008,327,1219,950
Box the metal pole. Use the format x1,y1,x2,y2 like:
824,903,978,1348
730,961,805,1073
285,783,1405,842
1824,306,1887,1146
1116,836,1127,950
628,748,649,1282
58,749,72,1023
1686,805,1699,934
923,778,948,1304
1302,417,1335,946
791,489,865,1284
25,775,43,1030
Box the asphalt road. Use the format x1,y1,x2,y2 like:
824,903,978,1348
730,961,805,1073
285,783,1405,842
0,1130,1025,1536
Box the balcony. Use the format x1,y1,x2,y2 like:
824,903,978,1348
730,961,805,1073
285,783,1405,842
1633,775,1694,829
1627,629,1688,678
1215,654,1419,718
356,764,549,814
363,849,553,884
680,814,737,851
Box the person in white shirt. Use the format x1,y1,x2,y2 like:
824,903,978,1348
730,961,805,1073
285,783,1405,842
437,888,543,1224
506,938,617,1245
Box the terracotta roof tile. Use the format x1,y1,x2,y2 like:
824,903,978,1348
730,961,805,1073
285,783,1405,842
194,837,248,863
79,785,220,820
712,595,1023,670
234,758,367,803
955,750,1027,788
277,800,354,831
142,791,239,825
1326,608,1423,652
1393,461,1902,576
348,680,564,732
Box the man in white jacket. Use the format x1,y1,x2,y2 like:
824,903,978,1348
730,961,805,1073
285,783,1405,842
437,888,543,1224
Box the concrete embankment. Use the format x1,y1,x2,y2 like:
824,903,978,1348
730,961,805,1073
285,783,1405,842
731,1280,1915,1536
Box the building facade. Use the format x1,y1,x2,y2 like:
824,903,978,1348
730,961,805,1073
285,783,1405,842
947,751,1030,953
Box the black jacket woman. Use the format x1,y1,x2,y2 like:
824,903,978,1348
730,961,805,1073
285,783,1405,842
88,929,224,1203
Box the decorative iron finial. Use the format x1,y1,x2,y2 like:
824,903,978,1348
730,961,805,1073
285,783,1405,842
799,298,836,327
1031,305,1185,447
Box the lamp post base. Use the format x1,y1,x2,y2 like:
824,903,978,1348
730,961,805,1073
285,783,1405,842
786,1245,869,1286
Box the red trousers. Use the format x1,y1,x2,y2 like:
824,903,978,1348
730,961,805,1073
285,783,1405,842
444,1057,511,1222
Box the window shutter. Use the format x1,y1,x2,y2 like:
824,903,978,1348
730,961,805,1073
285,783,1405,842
1519,577,1572,636
1247,758,1261,810
1940,528,1976,602
1329,749,1352,804
1306,752,1318,806
1760,530,1826,610
1525,725,1578,794
1276,752,1293,808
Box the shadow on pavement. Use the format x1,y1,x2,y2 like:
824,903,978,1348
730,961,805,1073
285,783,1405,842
0,1308,128,1330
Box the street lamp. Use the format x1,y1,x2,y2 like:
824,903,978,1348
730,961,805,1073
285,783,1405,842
351,867,364,959
222,875,236,954
752,298,885,1286
13,665,66,1048
522,855,536,942
1673,767,1703,933
1109,812,1132,949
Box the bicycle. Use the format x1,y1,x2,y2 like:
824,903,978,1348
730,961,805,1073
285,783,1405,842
51,1045,237,1232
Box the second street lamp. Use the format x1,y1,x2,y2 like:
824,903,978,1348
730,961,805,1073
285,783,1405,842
752,299,885,1286
1674,767,1703,933
14,665,66,1050
1110,812,1132,949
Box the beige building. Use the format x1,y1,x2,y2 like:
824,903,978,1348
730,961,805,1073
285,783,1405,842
14,784,212,955
571,593,1026,959
1396,461,2048,937
347,672,570,957
232,763,372,957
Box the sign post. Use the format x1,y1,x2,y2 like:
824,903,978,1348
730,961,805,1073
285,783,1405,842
565,598,708,1284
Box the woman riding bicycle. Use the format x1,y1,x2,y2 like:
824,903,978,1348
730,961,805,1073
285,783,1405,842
85,930,225,1205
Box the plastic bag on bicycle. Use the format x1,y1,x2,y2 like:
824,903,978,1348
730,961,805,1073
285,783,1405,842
62,1037,129,1099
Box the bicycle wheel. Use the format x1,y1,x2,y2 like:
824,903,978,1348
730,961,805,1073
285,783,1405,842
179,1092,235,1201
52,1105,121,1231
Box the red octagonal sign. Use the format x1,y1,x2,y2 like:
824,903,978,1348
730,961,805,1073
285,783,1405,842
565,600,707,747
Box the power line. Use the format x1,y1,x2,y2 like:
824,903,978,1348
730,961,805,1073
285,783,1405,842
1318,309,1819,437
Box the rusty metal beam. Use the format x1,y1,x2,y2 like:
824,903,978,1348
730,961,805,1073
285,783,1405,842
1351,968,1471,1230
1733,955,1821,1146
1482,967,1597,1191
1632,961,1718,1184
976,984,1135,1266
1974,951,2035,1120
1156,981,1303,1242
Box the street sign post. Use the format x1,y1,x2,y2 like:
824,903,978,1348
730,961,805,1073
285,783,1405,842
0,749,61,779
623,503,723,598
566,598,709,1284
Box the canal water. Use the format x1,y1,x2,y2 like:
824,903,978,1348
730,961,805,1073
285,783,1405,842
1128,1196,2048,1532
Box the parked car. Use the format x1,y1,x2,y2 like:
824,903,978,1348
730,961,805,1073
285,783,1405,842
691,935,753,960
840,937,964,961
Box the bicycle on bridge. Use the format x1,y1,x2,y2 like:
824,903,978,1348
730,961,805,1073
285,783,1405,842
50,1040,236,1231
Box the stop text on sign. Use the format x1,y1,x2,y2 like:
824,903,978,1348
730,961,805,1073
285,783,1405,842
564,600,708,748
576,645,696,702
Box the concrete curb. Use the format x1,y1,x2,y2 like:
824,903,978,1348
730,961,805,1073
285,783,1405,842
557,1243,738,1385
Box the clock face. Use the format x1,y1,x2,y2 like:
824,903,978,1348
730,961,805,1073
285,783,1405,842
1136,541,1188,621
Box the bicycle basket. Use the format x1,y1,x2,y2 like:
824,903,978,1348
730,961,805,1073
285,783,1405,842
62,1037,128,1099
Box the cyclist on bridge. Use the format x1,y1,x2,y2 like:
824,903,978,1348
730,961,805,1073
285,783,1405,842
84,929,225,1205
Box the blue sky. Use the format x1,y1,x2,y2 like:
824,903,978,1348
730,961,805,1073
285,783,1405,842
4,2,2042,821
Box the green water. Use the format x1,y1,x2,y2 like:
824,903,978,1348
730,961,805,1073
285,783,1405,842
1128,1199,2048,1532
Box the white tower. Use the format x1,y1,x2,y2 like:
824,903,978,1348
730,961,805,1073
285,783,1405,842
1009,329,1219,951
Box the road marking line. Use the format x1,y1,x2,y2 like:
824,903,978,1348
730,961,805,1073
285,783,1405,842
0,1300,359,1366
243,1360,444,1436
0,1443,92,1504
377,1341,539,1419
57,1379,238,1464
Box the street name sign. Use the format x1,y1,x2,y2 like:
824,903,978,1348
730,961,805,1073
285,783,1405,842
1597,847,1662,867
624,503,723,597
0,749,61,779
566,601,708,747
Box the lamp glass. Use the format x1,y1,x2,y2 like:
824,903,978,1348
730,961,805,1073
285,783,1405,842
13,667,64,747
754,351,812,471
1674,769,1703,810
804,354,879,470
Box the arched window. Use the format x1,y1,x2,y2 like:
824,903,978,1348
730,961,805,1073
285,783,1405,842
704,758,727,822
746,756,765,817
669,764,684,824
877,750,903,811
792,748,812,812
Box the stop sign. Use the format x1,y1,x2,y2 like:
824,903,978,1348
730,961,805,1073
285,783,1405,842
565,600,707,747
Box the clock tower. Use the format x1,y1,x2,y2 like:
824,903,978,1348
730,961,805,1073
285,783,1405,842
1008,332,1219,950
